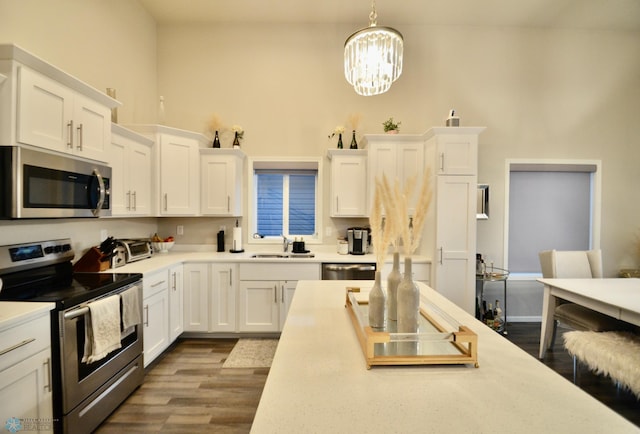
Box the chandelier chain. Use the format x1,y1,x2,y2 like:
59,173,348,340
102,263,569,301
369,0,378,27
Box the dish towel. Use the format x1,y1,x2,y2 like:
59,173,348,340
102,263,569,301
120,286,142,329
82,294,122,364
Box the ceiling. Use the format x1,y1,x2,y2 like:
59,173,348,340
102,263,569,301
138,0,640,31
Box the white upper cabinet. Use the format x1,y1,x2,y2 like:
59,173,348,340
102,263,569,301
423,127,483,176
200,149,245,216
126,124,208,216
363,134,425,215
110,125,153,216
0,44,119,162
327,149,368,217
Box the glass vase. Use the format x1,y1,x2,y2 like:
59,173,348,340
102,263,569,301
368,271,385,329
350,130,358,149
386,251,401,321
397,256,419,333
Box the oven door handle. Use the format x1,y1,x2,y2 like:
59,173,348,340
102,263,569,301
64,306,89,320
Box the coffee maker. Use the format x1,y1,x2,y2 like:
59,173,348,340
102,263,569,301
347,227,369,255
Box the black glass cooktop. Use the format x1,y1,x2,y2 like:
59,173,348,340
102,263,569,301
0,261,141,309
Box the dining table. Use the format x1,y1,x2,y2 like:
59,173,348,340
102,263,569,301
538,278,640,359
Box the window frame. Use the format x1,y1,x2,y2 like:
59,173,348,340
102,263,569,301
247,157,323,246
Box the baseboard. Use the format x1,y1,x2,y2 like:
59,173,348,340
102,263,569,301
507,316,542,322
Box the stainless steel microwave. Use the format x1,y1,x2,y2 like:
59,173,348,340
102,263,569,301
0,146,111,218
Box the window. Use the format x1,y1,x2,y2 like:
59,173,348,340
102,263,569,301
505,161,600,274
249,158,322,243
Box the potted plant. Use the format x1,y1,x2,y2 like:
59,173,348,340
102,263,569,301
383,117,401,134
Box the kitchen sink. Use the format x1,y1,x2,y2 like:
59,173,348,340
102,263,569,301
251,253,315,259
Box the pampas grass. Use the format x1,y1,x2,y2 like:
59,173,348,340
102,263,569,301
348,113,362,131
370,180,394,271
377,172,432,257
206,114,224,136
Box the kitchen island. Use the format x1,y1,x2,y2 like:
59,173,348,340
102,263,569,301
250,280,638,433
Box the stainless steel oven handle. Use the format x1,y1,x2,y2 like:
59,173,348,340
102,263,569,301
43,358,51,392
92,168,106,217
64,306,89,320
0,338,36,356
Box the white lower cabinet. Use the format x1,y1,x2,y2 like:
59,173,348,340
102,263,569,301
183,263,238,333
238,263,320,333
168,264,184,342
0,312,53,433
143,270,170,367
210,264,238,332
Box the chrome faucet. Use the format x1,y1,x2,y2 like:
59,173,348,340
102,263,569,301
282,235,291,253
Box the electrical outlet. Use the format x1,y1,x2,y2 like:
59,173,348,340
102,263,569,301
177,225,184,235
100,229,108,241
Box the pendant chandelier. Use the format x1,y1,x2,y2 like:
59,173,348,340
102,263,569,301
344,1,404,96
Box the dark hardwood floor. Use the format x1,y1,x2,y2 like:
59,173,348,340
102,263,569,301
96,323,639,432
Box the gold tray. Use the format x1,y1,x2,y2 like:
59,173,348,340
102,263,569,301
345,288,479,369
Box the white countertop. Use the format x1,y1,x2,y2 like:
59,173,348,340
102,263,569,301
250,280,638,433
0,302,55,331
106,248,429,275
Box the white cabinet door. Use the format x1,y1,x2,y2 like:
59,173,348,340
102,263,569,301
110,129,153,216
279,280,297,329
210,264,238,332
169,265,184,342
143,270,170,367
425,128,481,176
159,134,199,215
238,281,279,332
0,348,53,433
72,93,110,161
143,289,169,367
17,66,110,162
183,263,210,332
432,175,477,314
367,137,425,215
200,151,244,216
329,151,367,217
17,66,73,152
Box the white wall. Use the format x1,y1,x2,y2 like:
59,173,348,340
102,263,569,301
0,0,638,318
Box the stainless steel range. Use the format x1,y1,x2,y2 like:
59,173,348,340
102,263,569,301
0,239,144,434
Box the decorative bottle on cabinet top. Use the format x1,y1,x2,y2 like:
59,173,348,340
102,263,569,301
233,131,240,148
337,133,343,149
350,130,358,149
212,131,221,148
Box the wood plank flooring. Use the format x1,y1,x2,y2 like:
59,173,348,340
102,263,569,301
95,339,268,433
96,323,640,432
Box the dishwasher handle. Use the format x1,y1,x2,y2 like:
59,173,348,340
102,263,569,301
323,264,375,272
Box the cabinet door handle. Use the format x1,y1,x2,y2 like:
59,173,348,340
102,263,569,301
439,152,445,171
126,190,131,210
274,284,278,304
67,120,74,148
229,269,232,286
151,280,166,288
164,193,168,211
439,247,444,264
77,123,83,150
227,196,230,212
172,272,177,291
43,358,51,392
281,284,285,303
132,191,137,211
336,197,339,213
144,305,149,326
0,338,35,357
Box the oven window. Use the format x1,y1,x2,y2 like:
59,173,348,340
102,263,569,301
75,315,139,380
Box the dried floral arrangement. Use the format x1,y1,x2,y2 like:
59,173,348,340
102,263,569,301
370,172,432,262
328,125,345,139
348,113,362,131
206,114,223,137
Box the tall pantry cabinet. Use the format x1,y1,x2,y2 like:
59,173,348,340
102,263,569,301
422,127,485,314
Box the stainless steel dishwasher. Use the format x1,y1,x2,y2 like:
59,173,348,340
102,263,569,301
321,263,376,280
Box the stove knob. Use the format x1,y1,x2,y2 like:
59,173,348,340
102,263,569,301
62,244,72,252
44,246,54,254
54,245,62,253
